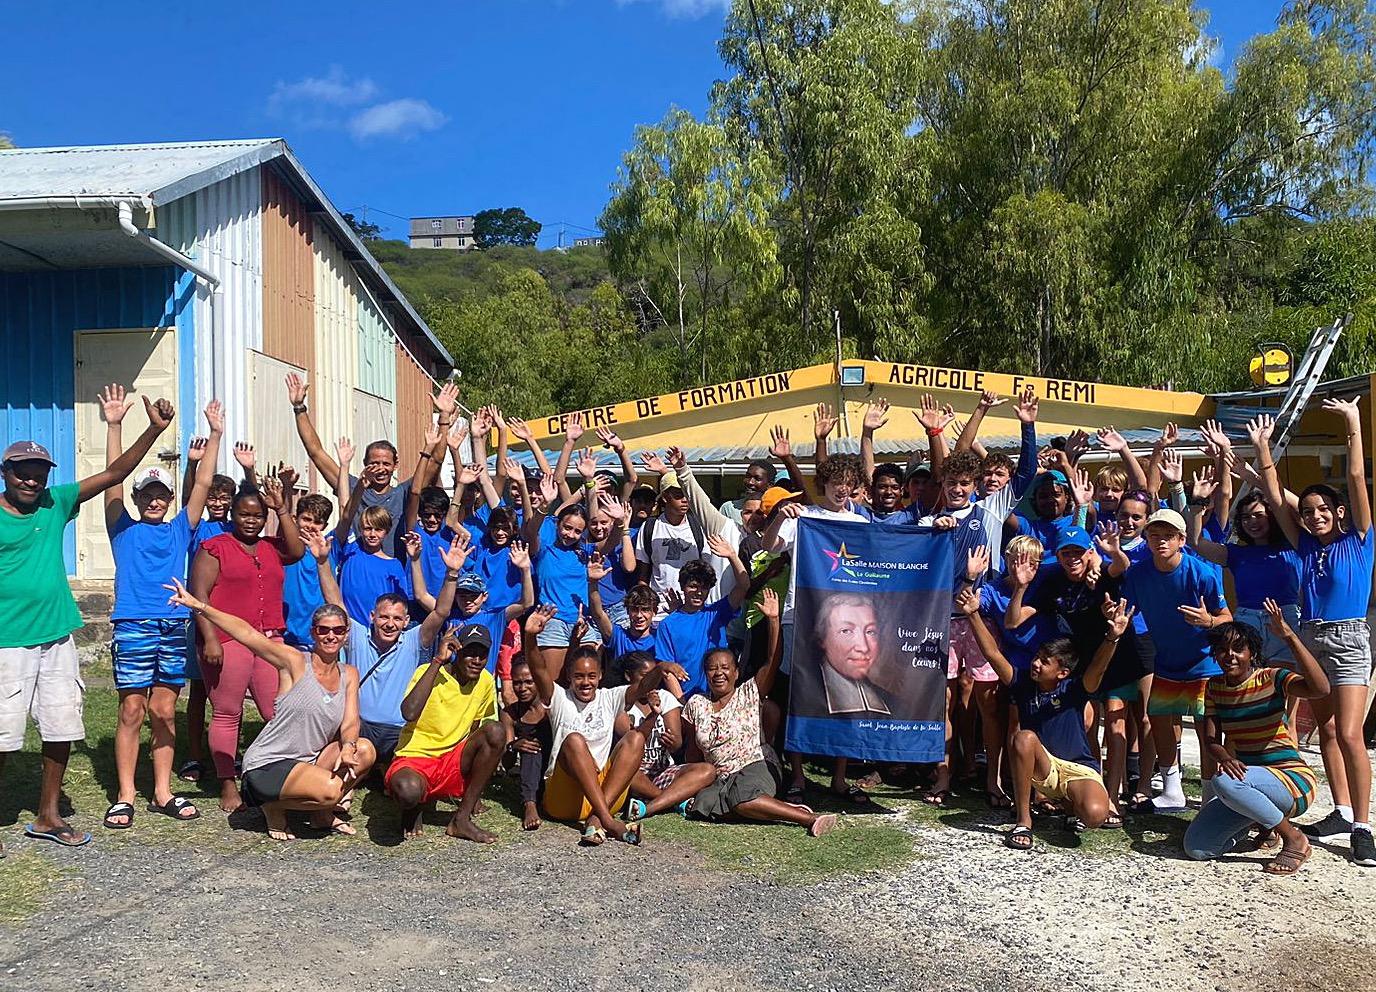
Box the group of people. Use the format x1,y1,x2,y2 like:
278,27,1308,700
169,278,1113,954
0,372,1371,875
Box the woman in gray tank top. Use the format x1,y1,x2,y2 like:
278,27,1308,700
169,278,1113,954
166,578,376,840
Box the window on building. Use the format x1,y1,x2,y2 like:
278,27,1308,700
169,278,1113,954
433,237,443,247
431,219,442,231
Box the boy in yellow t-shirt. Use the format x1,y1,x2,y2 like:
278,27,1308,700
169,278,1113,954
384,624,504,843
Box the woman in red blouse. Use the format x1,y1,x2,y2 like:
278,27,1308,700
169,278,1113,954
189,478,304,812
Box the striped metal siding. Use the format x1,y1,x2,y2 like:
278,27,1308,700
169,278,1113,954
357,290,396,401
0,266,190,573
394,330,435,466
311,216,360,463
156,169,263,457
261,168,315,371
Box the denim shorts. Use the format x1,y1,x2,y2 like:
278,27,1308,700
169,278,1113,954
1301,619,1373,688
1235,604,1301,667
535,615,603,648
112,618,190,690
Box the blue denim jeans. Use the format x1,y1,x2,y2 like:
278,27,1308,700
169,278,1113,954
1234,603,1301,666
1183,766,1298,860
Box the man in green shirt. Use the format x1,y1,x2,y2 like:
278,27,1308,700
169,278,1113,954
0,392,175,851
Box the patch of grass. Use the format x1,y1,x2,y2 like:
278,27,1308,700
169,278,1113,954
0,849,73,923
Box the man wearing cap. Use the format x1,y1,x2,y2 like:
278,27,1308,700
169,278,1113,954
100,391,224,830
0,387,176,849
1104,507,1230,813
447,551,534,681
385,622,505,843
311,532,467,771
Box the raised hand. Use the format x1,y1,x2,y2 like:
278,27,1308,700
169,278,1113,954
163,576,205,612
1200,418,1231,453
586,554,609,582
1155,422,1179,450
1014,386,1039,424
401,530,422,561
594,426,624,452
439,532,476,571
954,587,981,617
862,398,890,432
1245,414,1274,450
142,396,175,430
1007,550,1038,588
599,492,626,521
666,446,687,472
432,381,460,417
965,544,990,582
278,463,299,493
769,425,792,459
1070,467,1094,506
1096,426,1127,453
758,587,780,621
916,394,953,433
705,532,737,560
538,472,557,505
335,437,354,468
285,373,308,406
471,406,493,437
507,417,533,442
1322,395,1363,428
1160,447,1183,485
1065,430,1091,464
501,455,524,481
1190,465,1218,504
259,475,284,511
524,604,557,636
446,421,470,453
187,437,208,463
976,389,1006,411
424,423,443,449
663,587,684,613
306,530,332,562
569,608,589,646
1094,520,1122,557
576,448,599,480
233,442,256,470
564,412,585,444
814,403,837,441
203,399,225,435
1177,596,1216,628
640,451,669,476
1263,597,1293,640
1101,595,1135,639
507,539,531,570
457,463,482,486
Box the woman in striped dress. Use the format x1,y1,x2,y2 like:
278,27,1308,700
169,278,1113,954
1183,600,1330,875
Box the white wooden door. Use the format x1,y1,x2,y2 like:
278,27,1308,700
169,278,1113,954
74,328,179,580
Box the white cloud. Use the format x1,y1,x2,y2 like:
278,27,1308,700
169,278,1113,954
267,68,447,144
615,0,730,19
348,99,449,141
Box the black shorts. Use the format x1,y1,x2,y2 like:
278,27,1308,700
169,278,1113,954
360,719,403,766
240,758,301,806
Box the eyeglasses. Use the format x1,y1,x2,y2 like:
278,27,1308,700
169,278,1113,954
313,624,348,636
1316,546,1330,579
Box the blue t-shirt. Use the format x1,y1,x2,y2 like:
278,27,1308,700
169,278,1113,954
282,553,324,649
1016,512,1077,559
1226,543,1302,610
1117,538,1152,634
1122,554,1226,679
979,575,1053,673
608,625,655,660
447,605,509,674
536,517,589,623
653,596,738,696
345,619,433,727
1299,527,1375,622
473,539,524,611
584,538,636,607
335,539,412,627
411,523,457,600
110,508,195,620
863,505,921,527
190,517,232,554
1011,672,1097,770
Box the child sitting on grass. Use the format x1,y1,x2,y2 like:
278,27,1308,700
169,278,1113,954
957,586,1132,851
500,659,550,831
616,652,717,822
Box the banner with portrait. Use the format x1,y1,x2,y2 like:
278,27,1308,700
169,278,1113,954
785,518,954,763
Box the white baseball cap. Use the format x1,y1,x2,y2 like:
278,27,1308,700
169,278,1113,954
132,466,175,493
1145,508,1187,535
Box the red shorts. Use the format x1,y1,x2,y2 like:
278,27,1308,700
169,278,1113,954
385,741,468,802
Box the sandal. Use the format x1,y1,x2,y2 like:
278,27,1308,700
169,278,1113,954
25,823,92,847
176,760,203,783
1101,812,1124,829
103,802,136,830
922,788,950,809
986,790,1013,811
1004,825,1034,850
783,782,806,802
617,822,643,846
146,797,200,821
626,798,648,822
1263,845,1311,876
855,770,883,789
832,784,873,806
579,822,606,847
809,813,839,837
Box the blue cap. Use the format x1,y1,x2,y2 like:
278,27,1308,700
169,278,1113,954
1055,524,1092,551
455,571,487,593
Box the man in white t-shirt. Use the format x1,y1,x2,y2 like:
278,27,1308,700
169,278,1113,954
761,453,871,801
636,470,740,616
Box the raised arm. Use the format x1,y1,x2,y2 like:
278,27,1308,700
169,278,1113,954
419,533,473,645
507,416,555,478
916,395,953,481
751,589,785,697
859,399,890,486
1246,415,1302,548
80,393,175,505
552,413,584,502
1096,426,1148,491
1081,596,1133,695
503,540,535,621
1010,387,1040,495
185,401,225,525
165,577,304,675
523,605,559,704
260,477,304,564
955,390,1005,454
1186,467,1228,566
286,373,339,484
670,448,732,534
956,588,1014,685
707,532,751,610
1002,551,1041,628
767,426,811,504
595,427,639,498
522,473,556,548
232,442,258,492
1097,520,1132,578
309,533,344,609
1326,396,1371,537
99,384,137,532
333,438,362,546
813,403,837,468
400,641,452,725
404,532,436,613
586,555,616,640
1145,422,1177,497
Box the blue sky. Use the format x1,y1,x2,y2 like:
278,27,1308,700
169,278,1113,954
1,1,1287,249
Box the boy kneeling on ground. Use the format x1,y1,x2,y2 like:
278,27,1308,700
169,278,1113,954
957,586,1132,851
385,623,506,843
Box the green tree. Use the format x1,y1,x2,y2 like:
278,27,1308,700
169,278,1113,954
473,208,542,249
601,107,781,383
341,212,382,241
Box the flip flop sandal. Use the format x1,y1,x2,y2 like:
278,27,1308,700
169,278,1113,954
1263,846,1311,876
626,798,648,822
1064,816,1088,834
922,789,950,809
833,784,873,806
1101,813,1124,829
176,760,203,783
25,823,92,847
617,822,643,846
103,802,136,830
809,813,839,837
1004,825,1034,851
783,783,806,802
579,823,606,847
147,797,200,821
986,791,1014,810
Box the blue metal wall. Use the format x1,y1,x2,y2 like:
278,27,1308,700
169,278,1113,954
0,265,193,573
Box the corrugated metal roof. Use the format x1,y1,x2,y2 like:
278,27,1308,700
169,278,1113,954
0,138,452,369
0,139,279,202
